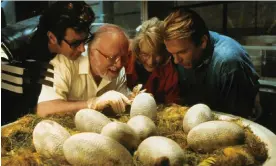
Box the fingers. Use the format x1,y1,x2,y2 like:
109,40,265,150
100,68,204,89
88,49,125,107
118,98,126,113
96,90,131,114
140,89,147,93
95,98,107,110
116,94,126,113
132,84,143,94
118,93,131,105
110,96,125,114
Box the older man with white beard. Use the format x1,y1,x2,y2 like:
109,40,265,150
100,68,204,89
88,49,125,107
36,24,131,117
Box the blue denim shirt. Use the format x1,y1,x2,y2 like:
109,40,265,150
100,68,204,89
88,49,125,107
177,31,259,118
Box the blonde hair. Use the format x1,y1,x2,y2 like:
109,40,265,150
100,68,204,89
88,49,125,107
132,17,168,60
163,9,209,46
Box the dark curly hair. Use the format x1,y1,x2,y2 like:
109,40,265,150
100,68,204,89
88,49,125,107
35,1,95,44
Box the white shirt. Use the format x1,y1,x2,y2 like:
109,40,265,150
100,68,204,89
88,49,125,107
38,53,129,103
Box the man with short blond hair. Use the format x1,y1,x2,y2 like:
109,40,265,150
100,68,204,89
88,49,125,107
163,9,259,118
36,24,131,117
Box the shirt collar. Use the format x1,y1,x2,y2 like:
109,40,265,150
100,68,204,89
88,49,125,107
79,45,89,74
194,38,214,70
79,55,90,74
78,55,111,89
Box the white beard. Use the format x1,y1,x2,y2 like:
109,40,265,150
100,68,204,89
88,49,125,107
96,68,113,81
92,55,114,81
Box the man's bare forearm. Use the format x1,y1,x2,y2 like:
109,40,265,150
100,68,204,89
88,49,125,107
36,99,87,117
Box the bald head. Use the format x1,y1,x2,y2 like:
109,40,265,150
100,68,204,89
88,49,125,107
95,24,129,37
89,24,129,49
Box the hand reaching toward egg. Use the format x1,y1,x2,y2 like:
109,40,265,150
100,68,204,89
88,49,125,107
128,84,147,102
87,91,131,114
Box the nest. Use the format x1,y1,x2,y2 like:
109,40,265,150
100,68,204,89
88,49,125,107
1,104,268,166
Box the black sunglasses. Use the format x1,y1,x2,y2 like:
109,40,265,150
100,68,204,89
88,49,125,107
63,32,94,49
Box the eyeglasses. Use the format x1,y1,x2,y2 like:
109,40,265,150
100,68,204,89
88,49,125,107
94,49,121,65
139,53,151,61
63,32,94,49
138,52,170,67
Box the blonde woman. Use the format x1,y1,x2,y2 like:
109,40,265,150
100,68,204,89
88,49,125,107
126,17,180,104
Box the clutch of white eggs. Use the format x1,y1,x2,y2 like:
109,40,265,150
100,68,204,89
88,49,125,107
32,93,245,165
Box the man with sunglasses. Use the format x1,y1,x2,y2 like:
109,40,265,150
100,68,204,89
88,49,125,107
20,1,95,115
36,24,131,117
28,1,95,62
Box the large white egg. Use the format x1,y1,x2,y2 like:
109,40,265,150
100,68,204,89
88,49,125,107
130,93,157,121
63,132,134,165
183,103,213,133
74,109,111,133
33,120,71,160
187,120,245,153
135,136,185,166
101,121,140,152
127,115,157,142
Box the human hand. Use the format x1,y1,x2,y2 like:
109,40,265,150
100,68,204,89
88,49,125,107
87,90,131,114
128,84,147,102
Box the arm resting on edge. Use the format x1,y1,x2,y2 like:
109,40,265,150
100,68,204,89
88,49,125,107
36,99,87,117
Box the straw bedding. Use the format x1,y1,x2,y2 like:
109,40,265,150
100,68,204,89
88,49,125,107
1,104,268,166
